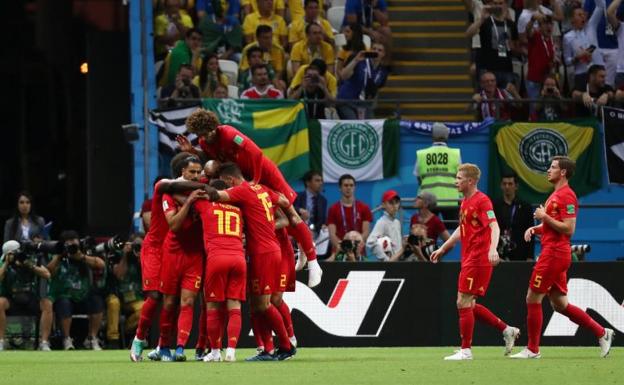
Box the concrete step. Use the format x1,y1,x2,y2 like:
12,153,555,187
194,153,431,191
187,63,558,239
390,48,470,61
390,60,470,75
389,20,467,34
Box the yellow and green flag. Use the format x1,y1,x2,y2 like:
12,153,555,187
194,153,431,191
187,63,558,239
203,98,309,180
488,119,603,203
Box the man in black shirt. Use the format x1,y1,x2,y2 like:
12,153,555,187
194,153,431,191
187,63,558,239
572,64,615,117
466,0,519,88
493,173,535,261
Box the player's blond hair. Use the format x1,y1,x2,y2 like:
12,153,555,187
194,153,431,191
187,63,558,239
458,163,481,181
185,108,220,134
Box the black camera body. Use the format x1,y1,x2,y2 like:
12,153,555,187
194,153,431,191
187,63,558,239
340,239,360,253
407,234,423,246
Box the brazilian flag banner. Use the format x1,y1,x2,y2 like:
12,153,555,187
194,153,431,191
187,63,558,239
201,99,310,181
488,120,603,203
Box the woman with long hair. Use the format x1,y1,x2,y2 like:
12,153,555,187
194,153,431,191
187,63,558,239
3,191,47,242
336,23,366,79
194,53,230,98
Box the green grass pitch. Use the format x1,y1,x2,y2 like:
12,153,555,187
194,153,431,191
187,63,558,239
1,347,622,385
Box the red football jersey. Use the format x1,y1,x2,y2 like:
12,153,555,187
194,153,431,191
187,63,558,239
327,201,373,240
459,191,497,267
194,200,244,257
540,184,577,259
162,193,204,255
198,125,264,184
143,181,169,248
225,182,281,257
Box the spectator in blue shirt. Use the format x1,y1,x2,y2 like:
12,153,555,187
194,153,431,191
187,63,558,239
337,42,389,119
196,0,242,61
584,0,624,86
343,0,392,45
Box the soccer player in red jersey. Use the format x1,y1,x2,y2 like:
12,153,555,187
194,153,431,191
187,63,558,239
193,179,246,362
273,227,297,348
205,162,297,361
130,152,195,362
179,109,323,288
511,156,614,359
431,163,519,360
158,156,206,362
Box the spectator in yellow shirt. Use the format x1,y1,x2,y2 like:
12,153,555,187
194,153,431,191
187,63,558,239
289,58,338,97
290,23,335,76
154,0,195,59
240,25,287,89
242,0,285,18
288,0,325,21
242,0,288,48
288,0,334,46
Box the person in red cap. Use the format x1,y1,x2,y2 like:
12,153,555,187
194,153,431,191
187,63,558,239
366,190,404,261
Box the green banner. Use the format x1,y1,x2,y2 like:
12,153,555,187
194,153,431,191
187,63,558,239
203,98,309,181
488,119,603,203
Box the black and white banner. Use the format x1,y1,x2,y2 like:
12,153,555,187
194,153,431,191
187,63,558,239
149,104,201,152
603,106,624,185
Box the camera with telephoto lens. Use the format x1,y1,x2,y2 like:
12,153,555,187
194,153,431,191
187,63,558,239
407,234,423,246
571,244,591,254
340,239,360,253
62,237,95,257
94,235,125,255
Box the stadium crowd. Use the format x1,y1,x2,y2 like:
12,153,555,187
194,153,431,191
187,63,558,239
465,0,624,120
153,0,391,119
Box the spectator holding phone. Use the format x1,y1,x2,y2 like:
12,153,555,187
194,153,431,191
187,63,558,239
572,64,615,116
535,75,567,121
525,15,559,115
563,7,604,91
337,42,389,119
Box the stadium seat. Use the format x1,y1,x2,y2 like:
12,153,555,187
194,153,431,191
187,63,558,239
334,33,347,48
219,59,239,86
363,34,371,49
327,7,345,33
227,85,239,98
330,0,347,6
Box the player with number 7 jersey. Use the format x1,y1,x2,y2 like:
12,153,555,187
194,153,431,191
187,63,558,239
430,164,519,361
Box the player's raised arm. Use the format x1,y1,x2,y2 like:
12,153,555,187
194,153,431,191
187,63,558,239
157,179,209,195
175,134,205,159
164,189,206,232
204,185,231,202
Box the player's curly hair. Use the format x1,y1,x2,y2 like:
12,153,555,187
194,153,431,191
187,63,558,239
185,108,220,134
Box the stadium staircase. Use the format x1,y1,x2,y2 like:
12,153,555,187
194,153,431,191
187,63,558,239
377,0,475,121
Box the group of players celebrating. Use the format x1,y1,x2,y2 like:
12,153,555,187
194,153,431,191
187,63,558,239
129,108,322,362
128,107,614,362
431,158,614,360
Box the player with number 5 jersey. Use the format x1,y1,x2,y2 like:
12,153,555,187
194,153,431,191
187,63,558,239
511,156,614,359
430,163,519,361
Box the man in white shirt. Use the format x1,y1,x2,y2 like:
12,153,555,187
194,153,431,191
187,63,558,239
563,6,604,90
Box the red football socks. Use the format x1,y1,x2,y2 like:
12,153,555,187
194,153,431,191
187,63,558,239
458,307,474,349
474,304,507,332
561,304,605,338
263,305,291,350
527,303,543,354
276,301,294,338
136,296,158,340
206,309,223,349
176,305,194,348
250,312,265,349
195,306,207,350
290,221,317,261
158,307,176,348
227,309,242,349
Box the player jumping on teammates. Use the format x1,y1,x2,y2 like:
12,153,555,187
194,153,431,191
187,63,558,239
511,156,614,359
177,109,323,288
431,163,520,360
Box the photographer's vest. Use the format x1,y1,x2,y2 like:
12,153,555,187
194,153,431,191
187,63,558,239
417,145,461,207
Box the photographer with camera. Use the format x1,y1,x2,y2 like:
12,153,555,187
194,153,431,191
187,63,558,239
0,240,52,351
105,235,144,349
288,64,334,119
535,75,567,121
46,230,105,350
160,64,201,108
326,231,365,262
403,223,434,262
